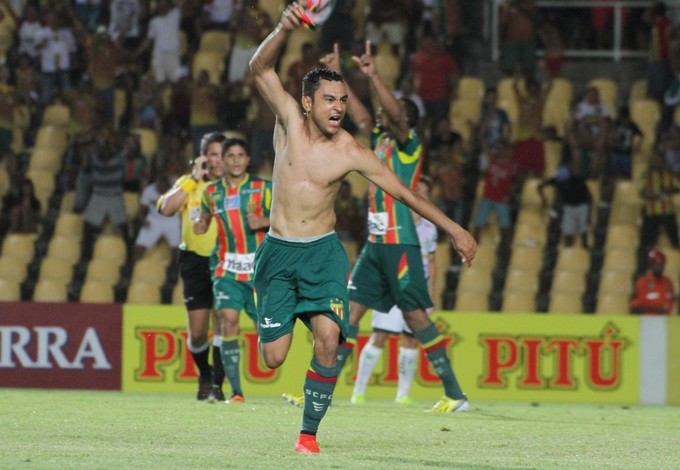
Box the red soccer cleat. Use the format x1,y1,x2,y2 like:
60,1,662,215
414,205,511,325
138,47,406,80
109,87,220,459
294,434,320,454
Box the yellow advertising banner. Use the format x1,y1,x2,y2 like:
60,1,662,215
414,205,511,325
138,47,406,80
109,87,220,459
122,306,641,405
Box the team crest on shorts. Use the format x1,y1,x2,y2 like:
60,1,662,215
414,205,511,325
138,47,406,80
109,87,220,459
330,298,344,320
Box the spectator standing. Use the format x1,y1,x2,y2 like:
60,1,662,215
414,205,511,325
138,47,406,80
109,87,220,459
227,0,270,83
364,0,408,57
537,149,592,248
631,249,676,315
472,138,518,251
81,133,131,260
17,5,42,61
108,0,143,51
499,0,537,78
133,0,183,84
478,87,512,171
409,33,459,134
7,178,40,234
608,106,642,181
134,172,180,261
645,1,673,103
638,152,680,250
573,86,612,179
512,73,551,181
35,12,77,107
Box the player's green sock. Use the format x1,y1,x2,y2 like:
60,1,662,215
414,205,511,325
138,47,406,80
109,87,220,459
220,337,243,396
335,324,359,368
414,323,465,399
301,357,339,435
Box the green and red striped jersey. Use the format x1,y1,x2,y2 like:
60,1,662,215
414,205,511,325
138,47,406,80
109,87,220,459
201,174,272,281
367,128,422,246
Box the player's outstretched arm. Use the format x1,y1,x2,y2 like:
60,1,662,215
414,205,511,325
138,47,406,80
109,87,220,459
249,0,307,124
353,146,477,265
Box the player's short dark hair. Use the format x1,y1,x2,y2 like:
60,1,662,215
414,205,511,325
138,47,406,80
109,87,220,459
400,98,419,129
222,137,248,156
302,68,344,99
200,132,226,154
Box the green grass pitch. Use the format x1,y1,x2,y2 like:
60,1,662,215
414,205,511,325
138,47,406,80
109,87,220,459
2,389,678,469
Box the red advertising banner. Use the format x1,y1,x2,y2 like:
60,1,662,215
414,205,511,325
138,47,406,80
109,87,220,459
0,302,122,390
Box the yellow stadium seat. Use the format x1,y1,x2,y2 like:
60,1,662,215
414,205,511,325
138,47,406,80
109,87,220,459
497,77,524,103
80,281,115,303
54,212,83,240
449,98,482,142
192,50,225,85
84,258,121,286
470,243,497,270
504,268,539,293
34,125,68,154
172,279,184,305
542,102,571,135
456,76,485,101
521,178,551,208
551,270,586,295
131,128,158,161
142,240,173,267
516,206,546,227
457,266,493,293
605,224,639,251
628,79,647,103
1,233,35,264
114,88,127,130
222,130,247,141
38,257,74,283
93,235,128,266
601,248,637,273
126,281,161,305
587,78,618,115
545,77,573,106
123,191,141,220
60,191,75,213
28,148,64,174
595,294,631,315
502,291,536,313
32,279,68,302
0,278,20,301
130,258,167,287
374,52,400,90
513,222,547,248
548,293,582,314
612,180,642,207
508,245,543,270
630,99,660,153
42,103,70,128
283,27,317,58
455,291,488,312
46,235,82,265
554,246,591,272
258,0,284,24
609,203,641,226
598,271,633,296
199,30,232,57
0,256,28,283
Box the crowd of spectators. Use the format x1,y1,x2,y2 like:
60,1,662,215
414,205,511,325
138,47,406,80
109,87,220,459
0,0,677,313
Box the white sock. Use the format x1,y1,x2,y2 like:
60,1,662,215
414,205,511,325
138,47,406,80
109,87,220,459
212,335,221,347
396,347,418,400
352,343,383,395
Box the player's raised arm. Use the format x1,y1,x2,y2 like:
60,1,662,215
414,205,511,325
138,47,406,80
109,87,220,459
352,40,409,143
249,0,308,124
352,145,477,265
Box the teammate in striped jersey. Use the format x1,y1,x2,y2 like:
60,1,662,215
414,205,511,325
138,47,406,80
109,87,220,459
194,138,272,403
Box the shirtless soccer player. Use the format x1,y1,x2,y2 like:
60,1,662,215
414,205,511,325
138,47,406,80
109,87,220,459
249,0,476,453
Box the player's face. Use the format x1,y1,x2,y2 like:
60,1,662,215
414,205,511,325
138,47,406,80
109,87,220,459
205,142,225,180
223,144,250,179
310,80,347,136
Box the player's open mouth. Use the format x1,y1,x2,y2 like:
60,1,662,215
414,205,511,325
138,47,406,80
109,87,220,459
329,115,341,126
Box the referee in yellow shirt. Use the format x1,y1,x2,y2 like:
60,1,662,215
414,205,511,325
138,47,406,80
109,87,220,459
158,132,227,400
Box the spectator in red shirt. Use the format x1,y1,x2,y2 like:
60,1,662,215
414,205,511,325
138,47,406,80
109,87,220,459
472,138,519,251
409,34,459,134
631,249,676,315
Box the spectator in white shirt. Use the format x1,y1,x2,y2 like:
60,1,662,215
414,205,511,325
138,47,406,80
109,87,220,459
35,13,77,106
133,0,183,84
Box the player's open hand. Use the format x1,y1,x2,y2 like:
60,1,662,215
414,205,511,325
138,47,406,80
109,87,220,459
450,228,477,267
351,40,376,77
319,43,341,72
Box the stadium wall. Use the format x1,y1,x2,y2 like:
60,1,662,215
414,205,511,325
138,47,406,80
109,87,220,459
0,302,677,406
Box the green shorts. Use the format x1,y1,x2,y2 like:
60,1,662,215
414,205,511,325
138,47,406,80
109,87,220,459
349,242,433,313
213,275,257,323
254,232,350,344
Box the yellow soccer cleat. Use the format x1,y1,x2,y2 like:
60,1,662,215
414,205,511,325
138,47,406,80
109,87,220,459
282,392,304,408
428,396,469,413
395,395,415,406
350,392,365,405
